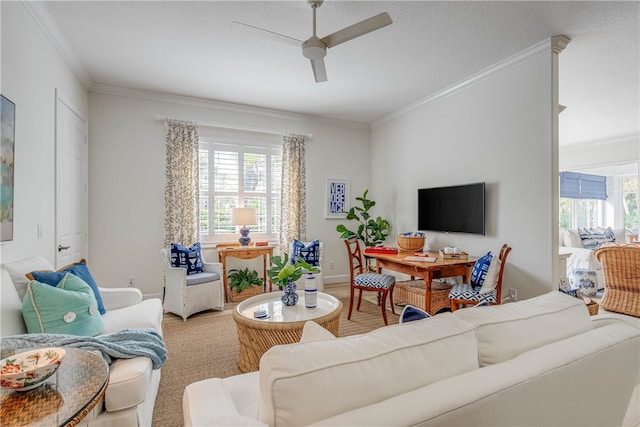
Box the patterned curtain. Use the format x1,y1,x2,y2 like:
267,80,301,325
279,133,307,251
164,119,200,247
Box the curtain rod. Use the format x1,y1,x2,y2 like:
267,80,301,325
155,115,313,139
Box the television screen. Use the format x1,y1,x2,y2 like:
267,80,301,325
418,183,485,235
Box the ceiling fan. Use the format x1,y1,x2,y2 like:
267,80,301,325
232,0,393,83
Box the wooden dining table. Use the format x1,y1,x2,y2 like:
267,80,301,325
366,251,477,314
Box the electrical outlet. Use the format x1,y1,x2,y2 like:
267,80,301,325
509,288,517,301
329,261,335,270
128,277,134,287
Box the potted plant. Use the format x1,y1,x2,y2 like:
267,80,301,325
267,254,319,306
336,189,391,247
228,267,263,302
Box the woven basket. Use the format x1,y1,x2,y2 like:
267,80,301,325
586,300,599,316
394,280,451,314
230,285,263,302
396,235,426,252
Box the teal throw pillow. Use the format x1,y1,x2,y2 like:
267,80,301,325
22,273,104,336
28,259,106,314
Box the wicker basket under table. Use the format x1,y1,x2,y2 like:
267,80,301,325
232,292,343,373
394,280,452,315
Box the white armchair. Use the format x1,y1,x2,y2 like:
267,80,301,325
160,249,224,321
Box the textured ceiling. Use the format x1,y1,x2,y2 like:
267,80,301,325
39,1,639,146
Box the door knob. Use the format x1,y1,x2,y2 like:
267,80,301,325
58,245,70,252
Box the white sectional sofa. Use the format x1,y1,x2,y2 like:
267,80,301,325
1,257,164,427
183,291,640,427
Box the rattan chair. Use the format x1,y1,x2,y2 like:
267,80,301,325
449,244,512,311
344,238,396,325
594,243,640,317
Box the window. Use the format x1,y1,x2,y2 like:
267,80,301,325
559,198,603,229
623,176,638,232
199,140,281,243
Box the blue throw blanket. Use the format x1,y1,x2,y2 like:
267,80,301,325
1,328,167,369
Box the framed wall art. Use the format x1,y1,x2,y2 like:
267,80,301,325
1,95,15,242
325,177,349,219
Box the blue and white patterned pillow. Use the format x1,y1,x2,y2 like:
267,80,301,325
170,242,203,275
578,227,616,250
399,305,431,323
291,239,320,266
470,252,493,289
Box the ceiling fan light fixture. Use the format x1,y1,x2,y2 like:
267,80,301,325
302,37,327,60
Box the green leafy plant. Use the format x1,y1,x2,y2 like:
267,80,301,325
336,189,391,247
227,268,263,294
267,253,319,288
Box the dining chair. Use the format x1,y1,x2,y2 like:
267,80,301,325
594,243,640,317
344,238,396,325
449,244,512,311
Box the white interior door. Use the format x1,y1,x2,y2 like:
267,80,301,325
55,94,88,268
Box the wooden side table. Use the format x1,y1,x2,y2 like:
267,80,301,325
218,245,274,302
1,347,109,427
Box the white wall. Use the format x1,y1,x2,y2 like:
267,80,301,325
88,87,370,298
370,40,560,301
0,2,88,265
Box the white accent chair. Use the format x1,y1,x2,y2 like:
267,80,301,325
160,249,225,321
289,239,324,292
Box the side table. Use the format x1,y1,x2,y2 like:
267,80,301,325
218,245,274,302
232,291,343,372
1,347,109,427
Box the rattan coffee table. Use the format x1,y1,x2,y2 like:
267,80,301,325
0,347,109,427
233,291,343,372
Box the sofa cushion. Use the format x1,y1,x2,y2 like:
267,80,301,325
22,274,104,336
299,321,336,342
399,305,431,323
258,312,478,426
1,270,27,336
563,229,583,248
170,242,203,275
579,227,616,250
27,259,106,315
100,298,163,336
3,256,54,300
105,356,152,412
453,291,593,366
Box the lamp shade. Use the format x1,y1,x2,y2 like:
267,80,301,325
231,208,257,226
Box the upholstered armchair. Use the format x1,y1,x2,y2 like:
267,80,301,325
160,249,224,321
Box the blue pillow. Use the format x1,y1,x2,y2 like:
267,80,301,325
28,259,106,315
291,239,320,266
22,273,104,336
470,252,493,288
170,242,203,275
399,305,431,323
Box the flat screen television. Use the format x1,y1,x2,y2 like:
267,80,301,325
418,182,485,235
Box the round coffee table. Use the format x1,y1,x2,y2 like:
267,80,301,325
0,347,109,427
232,291,343,372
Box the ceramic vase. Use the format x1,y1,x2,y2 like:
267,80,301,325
281,279,299,306
570,269,598,298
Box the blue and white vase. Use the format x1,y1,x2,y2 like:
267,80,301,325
570,269,598,298
281,279,299,306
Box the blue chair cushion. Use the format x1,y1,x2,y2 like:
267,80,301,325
399,305,431,323
469,252,493,287
448,283,497,304
354,273,395,289
291,239,320,266
170,242,203,275
185,271,220,286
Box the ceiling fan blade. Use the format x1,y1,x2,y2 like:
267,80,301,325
310,58,328,83
321,12,392,49
231,21,302,47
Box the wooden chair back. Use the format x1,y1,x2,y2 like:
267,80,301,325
594,244,640,317
493,244,512,302
344,238,364,283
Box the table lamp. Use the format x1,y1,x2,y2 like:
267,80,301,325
231,207,257,246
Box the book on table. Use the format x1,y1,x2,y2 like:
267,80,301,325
403,255,437,263
364,247,398,254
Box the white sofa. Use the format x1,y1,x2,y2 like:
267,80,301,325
559,227,627,290
183,291,640,427
1,257,164,427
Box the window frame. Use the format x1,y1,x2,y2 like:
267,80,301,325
199,138,282,244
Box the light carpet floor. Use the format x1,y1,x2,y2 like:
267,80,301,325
151,290,399,427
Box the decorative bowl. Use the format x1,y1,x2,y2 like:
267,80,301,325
0,347,65,391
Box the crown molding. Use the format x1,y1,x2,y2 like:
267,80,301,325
372,36,570,128
90,83,370,131
561,133,640,151
21,0,93,90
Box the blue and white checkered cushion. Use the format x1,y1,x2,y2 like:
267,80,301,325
449,283,497,304
354,273,395,289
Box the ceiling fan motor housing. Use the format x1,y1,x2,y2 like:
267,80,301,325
302,36,327,59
